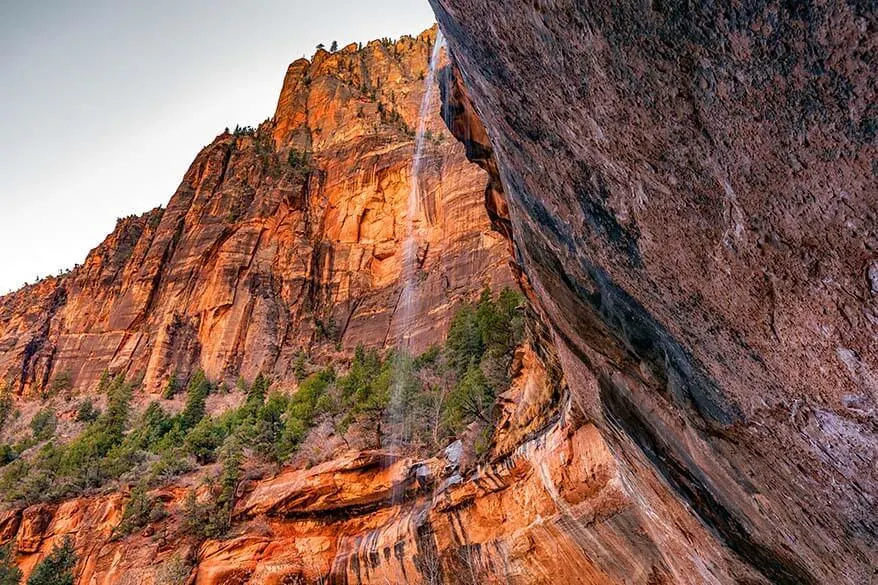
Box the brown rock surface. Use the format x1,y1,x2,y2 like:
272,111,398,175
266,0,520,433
429,1,877,584
0,27,512,398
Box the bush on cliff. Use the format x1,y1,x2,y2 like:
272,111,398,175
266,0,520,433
293,350,309,382
161,371,181,399
278,367,335,456
333,346,393,447
0,444,15,466
248,390,289,462
74,399,99,423
29,408,56,442
183,417,226,464
437,287,524,438
287,149,312,178
181,437,242,540
113,481,166,538
232,125,255,137
178,370,210,431
0,543,22,585
155,554,193,585
446,287,523,381
443,363,494,434
59,374,133,480
27,536,76,585
0,389,13,433
130,401,174,450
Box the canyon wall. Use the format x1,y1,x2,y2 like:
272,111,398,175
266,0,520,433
429,1,876,584
0,28,512,398
1,7,875,584
0,341,725,585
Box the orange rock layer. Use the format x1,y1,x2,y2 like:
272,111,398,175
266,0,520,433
0,27,512,398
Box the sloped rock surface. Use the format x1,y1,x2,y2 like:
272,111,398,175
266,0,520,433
429,1,876,583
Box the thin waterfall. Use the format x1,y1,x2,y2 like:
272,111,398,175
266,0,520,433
386,30,446,470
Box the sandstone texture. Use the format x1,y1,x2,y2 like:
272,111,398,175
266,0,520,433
0,28,512,398
429,1,877,583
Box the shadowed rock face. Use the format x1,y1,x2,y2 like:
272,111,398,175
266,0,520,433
428,1,876,583
0,28,513,397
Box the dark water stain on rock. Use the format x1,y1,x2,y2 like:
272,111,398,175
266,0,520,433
600,375,817,585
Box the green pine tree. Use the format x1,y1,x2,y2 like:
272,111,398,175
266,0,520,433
0,543,22,585
179,371,210,430
27,536,76,585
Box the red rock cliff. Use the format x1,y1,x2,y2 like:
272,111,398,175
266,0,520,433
0,28,513,398
0,340,694,585
1,8,875,584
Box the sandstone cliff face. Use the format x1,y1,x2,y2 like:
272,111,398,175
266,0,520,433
0,28,512,398
429,1,877,584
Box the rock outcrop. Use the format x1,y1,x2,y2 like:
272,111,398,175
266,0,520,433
429,1,877,584
0,28,512,398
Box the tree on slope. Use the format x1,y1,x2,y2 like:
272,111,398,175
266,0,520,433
0,543,22,585
27,536,76,585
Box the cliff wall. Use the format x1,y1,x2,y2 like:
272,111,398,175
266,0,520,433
0,28,513,398
429,1,876,583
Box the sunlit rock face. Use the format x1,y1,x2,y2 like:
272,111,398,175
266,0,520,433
0,28,512,397
429,1,877,583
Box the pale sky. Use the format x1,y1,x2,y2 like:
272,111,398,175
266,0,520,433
0,0,435,293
